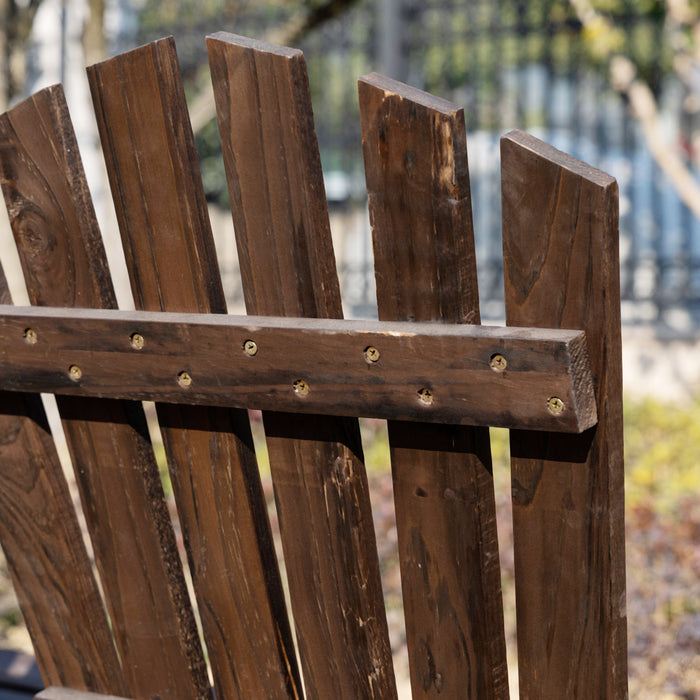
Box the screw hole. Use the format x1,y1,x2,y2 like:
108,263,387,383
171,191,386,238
418,388,433,405
24,328,37,345
178,371,192,388
490,353,507,371
130,333,145,350
293,379,310,396
68,365,82,382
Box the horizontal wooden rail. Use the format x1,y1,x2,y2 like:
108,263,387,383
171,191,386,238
0,305,595,432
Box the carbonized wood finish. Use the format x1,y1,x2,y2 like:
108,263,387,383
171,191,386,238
208,32,397,699
0,84,209,700
88,38,302,700
501,130,627,698
0,264,124,694
0,306,596,432
360,73,509,699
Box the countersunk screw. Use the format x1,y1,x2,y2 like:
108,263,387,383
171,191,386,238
243,340,258,356
178,371,192,388
548,397,564,414
364,346,380,363
130,333,145,350
68,365,82,382
418,388,434,405
294,379,310,396
490,353,507,371
24,328,37,344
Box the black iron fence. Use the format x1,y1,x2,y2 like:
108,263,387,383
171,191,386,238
218,0,700,326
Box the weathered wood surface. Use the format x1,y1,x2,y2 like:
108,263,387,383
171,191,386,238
0,305,596,431
360,73,509,699
88,37,301,700
208,32,397,699
0,268,124,695
0,84,210,700
501,130,627,698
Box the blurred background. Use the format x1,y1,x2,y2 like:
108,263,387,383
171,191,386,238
0,0,699,698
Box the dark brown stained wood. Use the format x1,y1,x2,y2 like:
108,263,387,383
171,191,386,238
0,306,597,432
501,130,627,698
208,32,397,700
0,84,210,700
0,264,125,695
359,73,509,699
88,37,302,700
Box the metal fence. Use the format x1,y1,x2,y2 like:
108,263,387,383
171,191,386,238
202,1,700,327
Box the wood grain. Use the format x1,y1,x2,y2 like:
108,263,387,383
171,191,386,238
0,262,124,694
208,32,397,699
0,84,210,699
360,73,509,699
0,305,596,432
88,37,302,700
501,130,627,698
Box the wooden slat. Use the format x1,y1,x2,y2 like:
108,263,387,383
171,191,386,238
501,130,627,698
0,84,210,699
207,32,397,699
88,37,302,700
0,266,124,694
359,74,509,698
0,305,596,432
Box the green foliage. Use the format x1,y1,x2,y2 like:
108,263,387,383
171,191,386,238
625,397,700,512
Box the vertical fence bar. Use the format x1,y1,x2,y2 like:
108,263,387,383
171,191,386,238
207,32,397,700
88,38,302,700
501,130,627,698
360,73,509,699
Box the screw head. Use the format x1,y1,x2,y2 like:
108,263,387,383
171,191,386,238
68,365,82,382
293,379,310,396
418,388,434,405
178,371,192,388
490,353,507,371
547,397,564,414
130,333,145,349
364,346,380,363
243,340,258,356
24,328,37,344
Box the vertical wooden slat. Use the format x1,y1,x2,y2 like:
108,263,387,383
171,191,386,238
0,85,210,700
0,258,124,694
88,37,302,700
359,73,509,699
501,130,627,698
207,32,397,700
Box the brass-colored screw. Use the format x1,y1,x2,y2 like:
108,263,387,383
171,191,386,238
490,353,507,371
24,328,37,345
293,379,310,396
130,333,145,350
547,397,564,414
68,365,82,382
243,340,258,356
364,346,380,363
178,371,192,388
418,388,434,405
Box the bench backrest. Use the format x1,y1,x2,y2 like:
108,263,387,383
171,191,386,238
0,32,627,699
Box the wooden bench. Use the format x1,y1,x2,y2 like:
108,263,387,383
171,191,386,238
0,32,627,699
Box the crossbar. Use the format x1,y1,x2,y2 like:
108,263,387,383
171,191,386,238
0,305,595,432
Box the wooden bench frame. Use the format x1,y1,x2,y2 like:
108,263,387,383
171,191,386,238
0,31,627,699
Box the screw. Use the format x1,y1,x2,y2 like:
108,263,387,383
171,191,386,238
177,371,192,388
243,339,258,356
68,365,82,382
24,328,37,344
418,388,433,405
130,333,145,349
293,379,310,396
364,346,380,363
490,353,507,371
548,397,564,414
